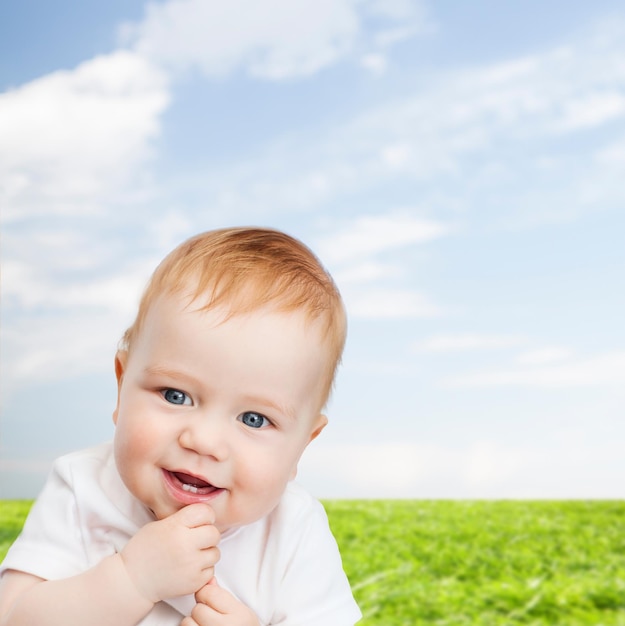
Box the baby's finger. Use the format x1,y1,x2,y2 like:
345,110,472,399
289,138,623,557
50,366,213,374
190,600,222,623
199,545,220,571
192,523,221,550
176,503,216,527
195,579,240,614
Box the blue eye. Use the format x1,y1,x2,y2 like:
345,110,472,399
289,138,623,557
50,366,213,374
239,412,269,429
162,389,191,406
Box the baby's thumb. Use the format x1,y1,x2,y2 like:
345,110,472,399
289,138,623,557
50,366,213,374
195,575,220,603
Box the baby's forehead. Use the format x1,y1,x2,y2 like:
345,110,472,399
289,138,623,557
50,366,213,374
145,289,329,340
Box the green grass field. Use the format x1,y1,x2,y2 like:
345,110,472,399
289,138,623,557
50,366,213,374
2,500,625,625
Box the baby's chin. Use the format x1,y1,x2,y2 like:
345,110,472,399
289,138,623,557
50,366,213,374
216,501,283,533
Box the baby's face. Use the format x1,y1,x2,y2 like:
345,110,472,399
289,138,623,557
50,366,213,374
112,292,328,532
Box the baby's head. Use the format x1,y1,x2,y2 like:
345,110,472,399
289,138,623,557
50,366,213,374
112,227,346,530
121,227,346,406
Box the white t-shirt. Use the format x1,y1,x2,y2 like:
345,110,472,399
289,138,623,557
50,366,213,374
1,443,361,626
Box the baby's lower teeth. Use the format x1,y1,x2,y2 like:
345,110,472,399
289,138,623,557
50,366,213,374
182,483,201,493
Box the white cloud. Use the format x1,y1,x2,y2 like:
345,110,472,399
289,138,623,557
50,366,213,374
416,333,525,352
118,17,625,234
1,229,155,314
0,227,160,391
333,261,400,285
516,347,573,365
450,351,625,388
374,24,423,47
6,11,623,232
299,438,625,498
1,312,124,390
299,442,451,497
345,287,440,319
317,213,449,264
0,50,169,221
595,135,625,165
0,262,155,391
554,92,625,132
314,214,448,320
366,0,420,20
463,441,525,488
189,20,625,229
124,0,426,80
380,142,412,167
361,53,388,75
144,211,197,253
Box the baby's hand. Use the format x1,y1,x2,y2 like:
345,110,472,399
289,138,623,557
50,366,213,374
121,503,220,603
181,578,260,626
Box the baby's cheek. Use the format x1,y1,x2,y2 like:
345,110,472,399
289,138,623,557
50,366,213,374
113,420,152,472
239,456,292,505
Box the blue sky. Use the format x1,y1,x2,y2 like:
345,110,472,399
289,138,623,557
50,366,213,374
1,0,624,499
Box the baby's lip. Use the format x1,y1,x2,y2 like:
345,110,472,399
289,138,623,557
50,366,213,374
174,471,213,488
166,469,222,495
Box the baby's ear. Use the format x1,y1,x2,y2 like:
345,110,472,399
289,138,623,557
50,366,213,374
114,350,128,385
112,350,128,425
308,413,328,443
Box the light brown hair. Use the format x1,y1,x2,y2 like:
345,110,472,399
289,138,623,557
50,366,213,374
120,227,347,403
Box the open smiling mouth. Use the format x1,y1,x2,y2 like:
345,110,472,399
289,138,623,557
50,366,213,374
168,470,222,495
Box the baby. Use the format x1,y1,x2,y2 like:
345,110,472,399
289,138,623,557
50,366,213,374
0,227,361,626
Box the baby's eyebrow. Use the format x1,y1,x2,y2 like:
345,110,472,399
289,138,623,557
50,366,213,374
143,365,201,386
241,394,297,421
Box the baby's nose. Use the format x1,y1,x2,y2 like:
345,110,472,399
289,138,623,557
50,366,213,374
178,415,229,461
